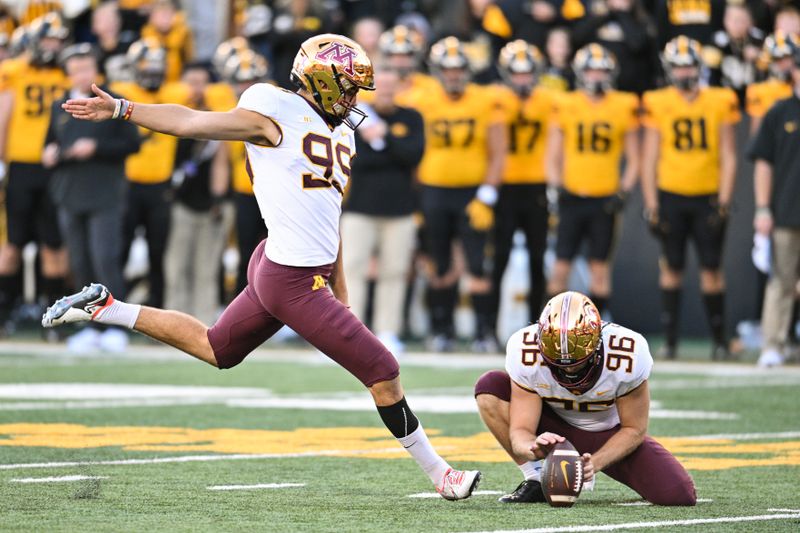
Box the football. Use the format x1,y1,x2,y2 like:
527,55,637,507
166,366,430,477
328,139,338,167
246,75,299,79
541,439,584,507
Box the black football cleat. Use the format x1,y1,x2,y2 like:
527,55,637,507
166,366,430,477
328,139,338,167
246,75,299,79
498,479,546,503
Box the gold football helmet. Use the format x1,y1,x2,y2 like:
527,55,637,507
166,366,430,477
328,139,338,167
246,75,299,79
572,43,617,96
763,31,800,81
662,36,703,90
127,38,167,91
379,25,424,57
428,36,471,95
290,33,374,129
213,36,251,81
498,39,544,96
29,12,69,66
224,49,268,84
538,291,604,393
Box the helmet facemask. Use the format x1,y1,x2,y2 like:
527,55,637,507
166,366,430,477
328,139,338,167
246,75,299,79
298,64,368,129
537,292,604,394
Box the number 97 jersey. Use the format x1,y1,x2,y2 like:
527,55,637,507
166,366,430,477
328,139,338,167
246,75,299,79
505,322,653,432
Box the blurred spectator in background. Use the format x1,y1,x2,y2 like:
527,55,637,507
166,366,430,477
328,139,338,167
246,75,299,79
163,63,233,325
237,0,272,60
655,0,725,48
111,38,176,308
540,27,574,90
490,41,554,341
483,0,588,50
341,67,425,356
0,12,69,334
118,0,153,34
572,0,657,94
91,1,136,77
545,44,640,316
0,6,15,36
407,37,507,352
747,31,798,134
44,44,140,352
774,5,800,35
641,36,739,360
351,16,384,59
141,0,193,82
705,2,763,102
749,46,800,368
269,0,340,88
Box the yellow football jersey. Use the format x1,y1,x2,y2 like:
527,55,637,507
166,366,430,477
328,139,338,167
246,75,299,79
745,79,792,119
642,86,740,196
497,85,554,184
408,82,506,188
554,90,639,197
111,82,179,184
0,58,67,164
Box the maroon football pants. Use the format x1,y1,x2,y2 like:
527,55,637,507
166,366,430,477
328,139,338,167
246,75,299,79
475,370,696,506
207,239,400,387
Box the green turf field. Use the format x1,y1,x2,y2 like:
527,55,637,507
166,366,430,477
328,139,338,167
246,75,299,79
0,343,798,532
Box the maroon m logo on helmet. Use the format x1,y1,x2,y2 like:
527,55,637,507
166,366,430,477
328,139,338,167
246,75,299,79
315,42,357,77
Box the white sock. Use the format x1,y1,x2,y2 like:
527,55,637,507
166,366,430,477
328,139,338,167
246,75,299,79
519,460,542,481
397,425,450,485
94,299,141,329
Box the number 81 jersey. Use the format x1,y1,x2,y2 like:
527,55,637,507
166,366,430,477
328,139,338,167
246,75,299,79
505,322,653,432
237,82,356,267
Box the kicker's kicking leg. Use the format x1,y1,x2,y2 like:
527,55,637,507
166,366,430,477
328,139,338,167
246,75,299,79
41,283,217,366
133,307,217,366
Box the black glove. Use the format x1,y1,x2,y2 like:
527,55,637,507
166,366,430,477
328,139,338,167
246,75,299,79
643,207,667,238
707,199,730,235
604,191,629,214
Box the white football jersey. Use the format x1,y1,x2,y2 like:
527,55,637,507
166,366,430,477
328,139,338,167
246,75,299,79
237,83,356,267
505,322,653,432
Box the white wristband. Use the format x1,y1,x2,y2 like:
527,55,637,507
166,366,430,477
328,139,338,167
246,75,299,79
112,98,122,119
476,184,498,206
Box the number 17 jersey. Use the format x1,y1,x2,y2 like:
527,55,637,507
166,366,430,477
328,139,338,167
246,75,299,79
505,322,653,432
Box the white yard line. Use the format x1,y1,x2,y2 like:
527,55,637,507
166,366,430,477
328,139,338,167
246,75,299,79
680,431,800,441
10,475,107,483
0,447,405,470
613,498,712,507
407,490,503,499
207,483,305,491
458,511,800,533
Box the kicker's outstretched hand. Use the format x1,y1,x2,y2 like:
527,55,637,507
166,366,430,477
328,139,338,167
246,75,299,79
62,83,116,122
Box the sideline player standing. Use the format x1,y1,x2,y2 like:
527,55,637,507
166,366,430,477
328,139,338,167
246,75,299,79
42,34,480,500
0,13,70,331
545,44,640,315
641,36,739,360
407,36,507,352
490,40,554,340
474,291,696,506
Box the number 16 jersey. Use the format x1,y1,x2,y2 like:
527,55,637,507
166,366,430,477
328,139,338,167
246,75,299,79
505,322,653,432
237,83,356,267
